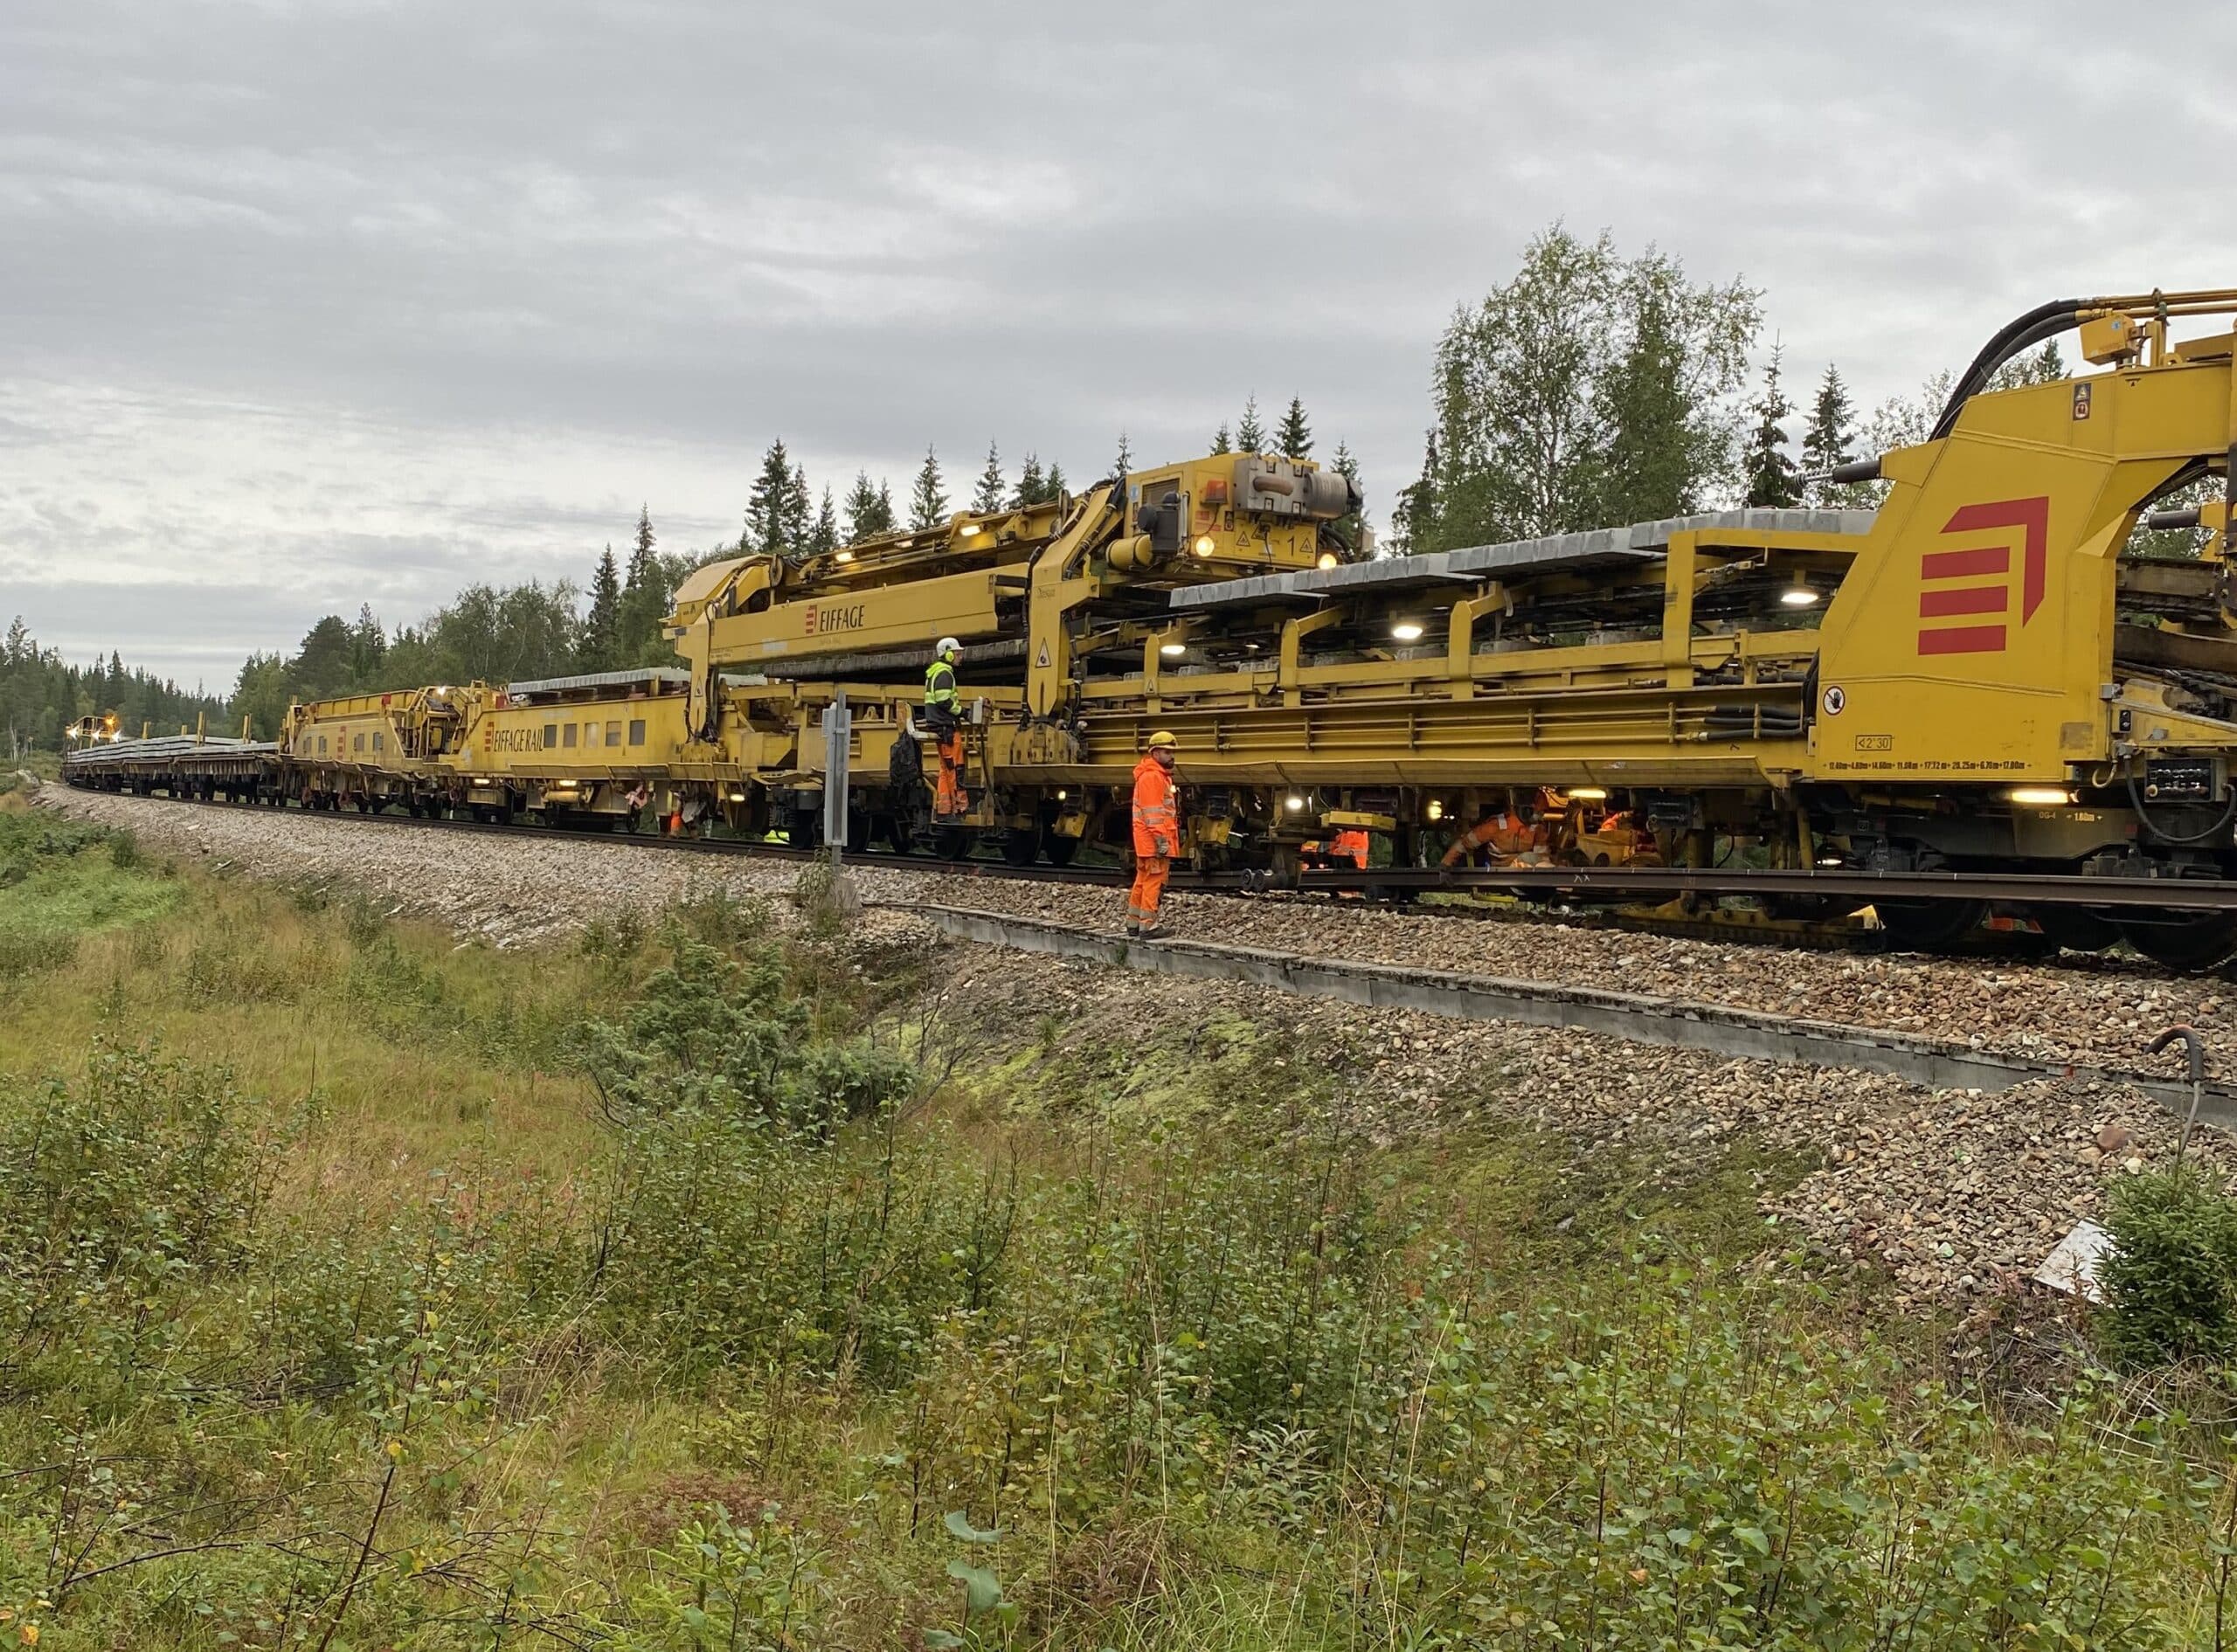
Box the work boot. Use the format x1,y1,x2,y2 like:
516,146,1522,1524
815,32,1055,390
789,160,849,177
1136,923,1167,941
1124,923,1141,938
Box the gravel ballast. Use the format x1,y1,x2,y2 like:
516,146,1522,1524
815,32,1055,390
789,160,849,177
37,789,2229,1072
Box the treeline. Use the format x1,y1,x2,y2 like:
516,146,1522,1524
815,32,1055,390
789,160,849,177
225,508,699,739
1389,225,2070,554
1,619,227,757
731,394,1361,561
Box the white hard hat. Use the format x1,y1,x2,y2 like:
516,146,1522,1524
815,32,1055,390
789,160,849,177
936,636,960,657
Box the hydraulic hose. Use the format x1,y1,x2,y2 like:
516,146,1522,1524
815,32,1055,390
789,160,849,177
2125,767,2237,847
1929,297,2095,440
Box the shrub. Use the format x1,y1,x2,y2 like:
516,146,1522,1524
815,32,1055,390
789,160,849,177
2102,1165,2237,1364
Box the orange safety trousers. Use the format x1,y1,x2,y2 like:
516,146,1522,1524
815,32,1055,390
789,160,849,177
933,731,967,818
1129,753,1177,927
1129,856,1170,926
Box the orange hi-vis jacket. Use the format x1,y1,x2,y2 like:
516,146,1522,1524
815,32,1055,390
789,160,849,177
1132,754,1178,857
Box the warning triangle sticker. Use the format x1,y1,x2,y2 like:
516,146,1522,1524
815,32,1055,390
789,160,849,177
1035,641,1051,667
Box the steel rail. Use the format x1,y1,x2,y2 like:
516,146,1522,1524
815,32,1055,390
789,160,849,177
1258,864,2237,910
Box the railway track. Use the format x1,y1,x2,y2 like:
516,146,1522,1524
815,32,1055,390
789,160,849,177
55,786,2237,971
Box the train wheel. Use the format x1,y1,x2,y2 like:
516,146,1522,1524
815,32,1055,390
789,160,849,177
2029,906,2119,954
1873,898,1986,949
2115,911,2237,971
1043,833,1079,867
880,813,915,855
1001,826,1042,866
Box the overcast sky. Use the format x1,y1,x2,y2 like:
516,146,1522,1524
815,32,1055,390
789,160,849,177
5,0,2234,688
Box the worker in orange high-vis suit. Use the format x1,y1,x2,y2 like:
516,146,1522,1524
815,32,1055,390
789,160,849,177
1127,730,1181,938
1440,795,1546,866
1329,827,1370,868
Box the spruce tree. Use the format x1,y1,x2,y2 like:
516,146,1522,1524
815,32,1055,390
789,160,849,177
1330,439,1365,552
1210,422,1233,455
786,462,813,554
1800,364,1855,494
1743,345,1801,509
583,545,622,670
744,439,795,555
842,471,889,543
620,508,661,660
1277,396,1312,460
908,445,948,531
808,487,840,556
1391,429,1441,556
1012,453,1047,508
1593,285,1696,525
1112,431,1132,476
1043,462,1066,501
1236,395,1265,455
876,480,897,533
971,440,1006,514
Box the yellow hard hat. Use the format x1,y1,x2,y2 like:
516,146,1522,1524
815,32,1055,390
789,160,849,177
1146,730,1178,750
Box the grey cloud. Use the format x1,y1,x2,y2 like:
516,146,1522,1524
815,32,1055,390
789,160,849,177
4,0,2234,682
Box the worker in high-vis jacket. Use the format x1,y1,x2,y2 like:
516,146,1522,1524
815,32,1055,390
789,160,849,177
925,636,966,819
1127,730,1180,937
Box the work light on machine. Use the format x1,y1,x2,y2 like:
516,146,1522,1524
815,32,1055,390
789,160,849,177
835,550,855,563
2006,786,2075,806
1317,552,1340,570
1192,536,1215,558
1425,799,1445,822
1391,621,1425,643
1569,786,1609,801
1780,583,1820,607
1159,642,1186,658
1285,794,1308,813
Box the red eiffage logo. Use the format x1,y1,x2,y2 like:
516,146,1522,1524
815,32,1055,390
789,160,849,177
1915,496,2048,655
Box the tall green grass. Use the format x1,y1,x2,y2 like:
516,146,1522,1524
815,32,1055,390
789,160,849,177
0,830,2226,1649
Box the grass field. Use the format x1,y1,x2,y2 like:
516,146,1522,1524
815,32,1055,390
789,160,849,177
0,800,2230,1649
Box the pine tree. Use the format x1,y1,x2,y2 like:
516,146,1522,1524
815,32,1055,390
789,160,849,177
808,487,840,556
1800,364,1855,494
971,440,1006,514
877,480,897,532
1391,430,1440,556
1112,431,1132,476
744,439,796,555
1236,395,1265,455
1277,397,1312,460
1743,345,1801,509
1210,423,1233,455
1012,453,1046,508
583,544,622,669
1044,462,1067,501
909,445,948,532
842,471,890,543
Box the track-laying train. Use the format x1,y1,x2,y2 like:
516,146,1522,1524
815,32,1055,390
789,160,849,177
65,290,2237,966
